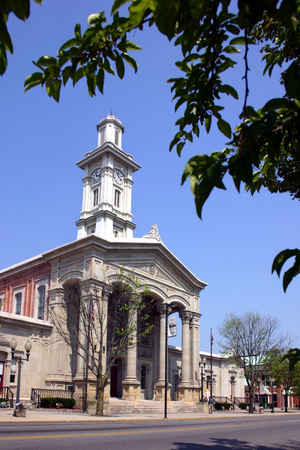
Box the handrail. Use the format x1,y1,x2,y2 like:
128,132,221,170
31,388,73,408
0,386,14,407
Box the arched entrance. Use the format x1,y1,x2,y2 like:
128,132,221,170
110,358,123,398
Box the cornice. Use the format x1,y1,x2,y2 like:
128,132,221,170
77,142,141,172
0,235,207,290
0,312,53,330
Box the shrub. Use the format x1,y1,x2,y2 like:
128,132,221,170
223,403,231,410
239,402,249,410
40,397,75,408
214,402,223,410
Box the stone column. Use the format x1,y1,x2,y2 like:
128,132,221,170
178,310,193,402
154,304,170,401
122,305,140,400
74,279,105,405
47,287,69,380
191,313,201,402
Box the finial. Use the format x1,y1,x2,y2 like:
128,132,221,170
143,224,161,242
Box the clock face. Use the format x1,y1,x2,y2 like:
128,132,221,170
91,168,102,183
113,168,124,184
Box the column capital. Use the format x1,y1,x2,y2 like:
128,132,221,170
191,312,201,326
102,284,112,301
48,288,64,305
180,310,193,324
80,278,105,301
159,303,168,316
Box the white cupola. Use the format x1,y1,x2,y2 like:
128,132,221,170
97,114,124,149
75,114,141,241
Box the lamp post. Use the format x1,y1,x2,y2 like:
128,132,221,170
200,362,205,402
10,338,32,405
270,378,275,413
164,302,176,419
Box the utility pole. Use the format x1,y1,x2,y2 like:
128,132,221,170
210,328,213,400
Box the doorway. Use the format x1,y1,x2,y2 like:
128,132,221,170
110,359,123,398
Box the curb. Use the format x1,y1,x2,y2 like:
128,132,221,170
0,411,299,424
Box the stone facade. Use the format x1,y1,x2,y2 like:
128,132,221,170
0,114,244,407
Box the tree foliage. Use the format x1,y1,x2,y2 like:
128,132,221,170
219,312,282,413
24,0,300,290
264,347,300,411
0,0,42,75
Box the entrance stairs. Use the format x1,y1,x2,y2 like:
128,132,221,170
107,398,203,415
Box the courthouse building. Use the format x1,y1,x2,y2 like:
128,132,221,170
0,115,244,407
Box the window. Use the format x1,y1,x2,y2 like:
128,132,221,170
114,189,120,208
0,293,3,311
15,292,22,315
93,188,99,206
87,225,95,235
114,129,120,146
37,285,46,320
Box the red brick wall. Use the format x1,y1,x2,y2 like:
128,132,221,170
0,263,51,318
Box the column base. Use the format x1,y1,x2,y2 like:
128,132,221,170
177,384,194,402
122,379,140,400
154,382,171,401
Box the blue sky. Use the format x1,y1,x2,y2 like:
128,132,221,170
1,0,299,352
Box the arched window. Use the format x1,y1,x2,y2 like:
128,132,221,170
114,189,120,208
93,188,99,206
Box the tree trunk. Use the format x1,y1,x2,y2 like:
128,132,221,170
95,377,105,416
249,388,255,414
285,392,288,413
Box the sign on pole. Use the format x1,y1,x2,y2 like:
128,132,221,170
168,316,177,337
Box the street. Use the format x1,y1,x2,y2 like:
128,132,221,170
0,415,299,449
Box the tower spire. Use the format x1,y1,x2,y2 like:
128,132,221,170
76,114,141,241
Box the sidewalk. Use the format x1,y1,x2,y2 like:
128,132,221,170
0,408,299,424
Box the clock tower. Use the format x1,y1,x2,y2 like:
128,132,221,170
76,114,141,240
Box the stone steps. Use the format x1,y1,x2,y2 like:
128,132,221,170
107,399,203,415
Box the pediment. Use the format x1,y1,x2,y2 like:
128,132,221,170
121,261,193,294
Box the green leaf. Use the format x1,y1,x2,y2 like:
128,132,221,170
96,69,105,93
24,71,44,91
272,249,300,277
226,24,240,35
74,23,81,39
86,73,96,96
230,37,246,45
262,98,292,112
282,256,300,292
205,116,212,133
223,45,240,54
50,79,61,102
283,62,300,98
155,0,179,40
217,118,231,138
122,53,138,72
125,41,141,51
176,141,185,156
62,66,73,85
10,0,30,20
36,56,57,67
59,38,78,54
116,54,125,79
219,84,239,99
